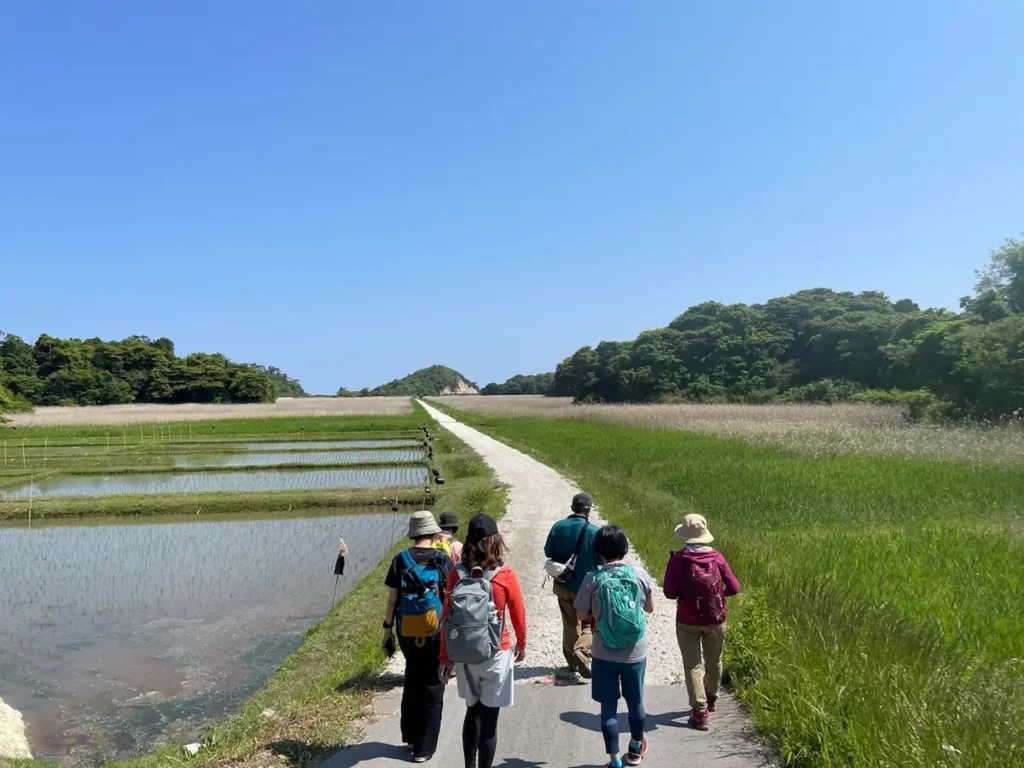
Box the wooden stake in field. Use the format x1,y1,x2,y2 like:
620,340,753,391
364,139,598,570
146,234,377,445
28,473,34,526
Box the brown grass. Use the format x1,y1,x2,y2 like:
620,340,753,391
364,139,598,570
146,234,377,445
8,398,412,426
431,395,1024,463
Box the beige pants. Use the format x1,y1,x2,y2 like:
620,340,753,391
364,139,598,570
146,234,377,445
676,622,726,710
553,583,593,670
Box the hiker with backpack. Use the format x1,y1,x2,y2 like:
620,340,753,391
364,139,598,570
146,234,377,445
382,510,455,763
434,511,464,564
439,513,527,768
543,492,599,679
662,513,741,731
574,525,655,768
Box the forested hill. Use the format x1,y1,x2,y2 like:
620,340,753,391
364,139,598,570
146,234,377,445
481,373,555,395
535,237,1023,419
338,365,479,397
0,333,304,409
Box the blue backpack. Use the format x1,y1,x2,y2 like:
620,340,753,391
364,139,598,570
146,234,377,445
397,550,444,639
594,565,646,649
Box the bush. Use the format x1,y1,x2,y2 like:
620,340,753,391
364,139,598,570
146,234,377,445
852,389,941,421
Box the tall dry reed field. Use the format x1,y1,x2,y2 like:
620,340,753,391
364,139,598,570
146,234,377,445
433,395,1024,463
7,397,413,427
433,402,1024,768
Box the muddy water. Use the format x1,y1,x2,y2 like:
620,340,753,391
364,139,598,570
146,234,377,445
0,466,428,499
0,509,408,765
171,449,424,468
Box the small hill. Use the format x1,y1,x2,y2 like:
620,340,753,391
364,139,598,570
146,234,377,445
339,365,479,397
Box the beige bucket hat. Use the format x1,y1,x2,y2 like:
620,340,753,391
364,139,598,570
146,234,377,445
674,513,714,545
407,510,441,539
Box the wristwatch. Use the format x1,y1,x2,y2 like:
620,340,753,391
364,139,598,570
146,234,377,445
383,621,394,630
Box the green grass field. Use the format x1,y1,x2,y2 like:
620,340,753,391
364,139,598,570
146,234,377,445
433,403,1024,768
2,406,505,768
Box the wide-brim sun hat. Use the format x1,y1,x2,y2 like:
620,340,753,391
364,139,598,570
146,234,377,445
438,511,459,533
675,513,714,545
408,510,442,539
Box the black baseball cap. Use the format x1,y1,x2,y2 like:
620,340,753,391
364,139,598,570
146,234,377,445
572,492,593,511
466,513,499,542
438,511,459,532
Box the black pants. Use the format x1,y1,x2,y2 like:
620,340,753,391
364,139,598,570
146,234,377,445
399,634,444,757
462,701,500,768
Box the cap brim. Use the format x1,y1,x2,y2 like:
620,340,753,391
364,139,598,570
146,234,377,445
674,524,714,545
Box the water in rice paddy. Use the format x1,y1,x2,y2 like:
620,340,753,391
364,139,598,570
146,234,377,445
171,449,424,468
0,509,409,765
1,466,428,499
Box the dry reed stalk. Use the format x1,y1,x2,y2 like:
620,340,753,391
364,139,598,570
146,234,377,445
7,397,413,427
431,396,1024,463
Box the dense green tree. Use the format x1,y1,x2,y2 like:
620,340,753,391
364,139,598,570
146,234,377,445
0,332,291,407
480,372,555,395
535,234,1024,418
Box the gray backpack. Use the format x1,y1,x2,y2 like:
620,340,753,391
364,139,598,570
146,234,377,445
443,565,504,665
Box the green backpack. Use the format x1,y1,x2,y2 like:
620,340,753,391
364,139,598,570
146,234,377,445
594,565,646,649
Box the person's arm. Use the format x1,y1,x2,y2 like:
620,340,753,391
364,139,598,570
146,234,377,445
382,587,399,650
663,553,680,600
439,569,458,668
720,555,741,597
505,570,527,661
642,569,655,614
573,574,594,623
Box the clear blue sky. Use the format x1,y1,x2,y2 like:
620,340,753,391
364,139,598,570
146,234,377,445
2,2,1021,394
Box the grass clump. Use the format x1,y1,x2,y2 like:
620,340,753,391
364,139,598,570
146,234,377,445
434,403,1024,768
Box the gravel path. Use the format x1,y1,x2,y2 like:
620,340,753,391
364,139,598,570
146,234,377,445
341,401,769,767
0,696,31,759
415,400,681,683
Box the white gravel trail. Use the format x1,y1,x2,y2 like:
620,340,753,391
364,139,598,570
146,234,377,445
415,400,682,684
0,696,32,759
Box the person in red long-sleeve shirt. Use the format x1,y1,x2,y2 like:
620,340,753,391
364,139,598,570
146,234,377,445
440,514,526,768
662,513,741,731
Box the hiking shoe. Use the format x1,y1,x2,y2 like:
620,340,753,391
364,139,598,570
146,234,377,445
604,760,624,768
706,693,718,712
412,753,433,763
624,737,648,765
554,667,583,685
573,649,592,679
688,707,710,731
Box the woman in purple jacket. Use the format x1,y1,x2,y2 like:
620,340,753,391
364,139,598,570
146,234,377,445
662,514,741,730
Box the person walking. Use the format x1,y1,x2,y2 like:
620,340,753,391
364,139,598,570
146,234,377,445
544,492,599,678
440,514,527,768
435,511,464,564
575,525,654,767
382,510,455,762
662,513,741,731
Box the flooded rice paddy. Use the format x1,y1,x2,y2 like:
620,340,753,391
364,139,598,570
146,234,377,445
171,448,424,468
0,509,408,765
1,466,428,499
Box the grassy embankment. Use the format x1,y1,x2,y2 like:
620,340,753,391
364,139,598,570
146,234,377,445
2,405,505,768
0,415,428,520
432,402,1024,768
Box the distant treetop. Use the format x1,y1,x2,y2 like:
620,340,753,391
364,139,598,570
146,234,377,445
338,365,478,397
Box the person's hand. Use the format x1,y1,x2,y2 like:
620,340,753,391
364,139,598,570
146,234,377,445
439,662,456,684
514,646,527,663
380,628,393,652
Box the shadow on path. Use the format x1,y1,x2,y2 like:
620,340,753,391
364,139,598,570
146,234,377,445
309,741,408,767
560,709,690,735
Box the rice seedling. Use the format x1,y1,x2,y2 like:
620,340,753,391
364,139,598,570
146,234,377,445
431,396,1024,463
433,403,1024,768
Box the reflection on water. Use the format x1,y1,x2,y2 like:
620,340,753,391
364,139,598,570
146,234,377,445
231,439,421,451
172,449,424,468
0,509,408,765
1,466,428,499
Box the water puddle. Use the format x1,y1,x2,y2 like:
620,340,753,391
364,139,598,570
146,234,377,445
0,509,409,765
1,466,427,499
171,449,424,469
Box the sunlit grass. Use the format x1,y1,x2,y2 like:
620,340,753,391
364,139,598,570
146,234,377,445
434,403,1024,768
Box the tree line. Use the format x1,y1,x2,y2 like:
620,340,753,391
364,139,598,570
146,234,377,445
506,237,1023,420
480,372,555,395
0,333,305,412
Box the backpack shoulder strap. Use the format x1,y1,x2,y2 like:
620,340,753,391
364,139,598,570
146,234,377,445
400,549,417,571
569,518,590,557
482,565,504,582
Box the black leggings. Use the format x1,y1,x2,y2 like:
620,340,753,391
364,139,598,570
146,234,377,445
462,701,500,768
